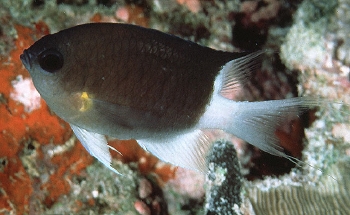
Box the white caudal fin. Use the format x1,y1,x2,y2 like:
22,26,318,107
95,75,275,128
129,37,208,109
198,95,321,158
70,124,121,175
203,50,320,158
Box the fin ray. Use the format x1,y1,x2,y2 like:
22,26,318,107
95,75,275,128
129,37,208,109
70,124,120,174
218,51,264,95
199,96,320,158
137,130,212,172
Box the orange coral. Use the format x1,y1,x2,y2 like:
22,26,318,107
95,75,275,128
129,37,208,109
241,0,281,23
109,139,176,183
0,22,93,214
177,0,201,13
275,118,304,158
41,140,93,207
91,5,150,27
115,5,149,27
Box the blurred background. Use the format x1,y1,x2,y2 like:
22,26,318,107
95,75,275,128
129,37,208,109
0,0,349,214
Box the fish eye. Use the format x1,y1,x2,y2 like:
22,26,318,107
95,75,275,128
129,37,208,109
38,48,64,73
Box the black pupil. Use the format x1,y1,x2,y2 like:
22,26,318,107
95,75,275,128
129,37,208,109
38,49,64,73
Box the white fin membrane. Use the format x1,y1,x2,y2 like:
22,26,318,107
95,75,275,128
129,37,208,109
201,50,319,159
137,129,212,172
198,95,320,158
219,51,264,96
70,124,120,174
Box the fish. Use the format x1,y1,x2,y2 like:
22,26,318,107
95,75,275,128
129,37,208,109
20,23,320,174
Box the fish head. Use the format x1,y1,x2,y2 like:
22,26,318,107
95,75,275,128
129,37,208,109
21,33,69,95
20,33,91,120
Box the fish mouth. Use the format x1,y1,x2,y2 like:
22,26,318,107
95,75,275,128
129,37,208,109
20,49,32,71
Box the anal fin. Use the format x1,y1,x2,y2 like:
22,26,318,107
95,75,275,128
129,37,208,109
137,130,212,172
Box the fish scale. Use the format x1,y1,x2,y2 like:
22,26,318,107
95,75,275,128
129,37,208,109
21,23,319,174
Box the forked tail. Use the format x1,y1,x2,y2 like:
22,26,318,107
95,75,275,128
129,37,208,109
198,95,321,160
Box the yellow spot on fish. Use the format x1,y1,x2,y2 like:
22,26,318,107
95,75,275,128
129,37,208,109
79,92,92,112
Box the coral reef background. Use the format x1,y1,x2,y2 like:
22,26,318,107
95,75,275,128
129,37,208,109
0,0,349,214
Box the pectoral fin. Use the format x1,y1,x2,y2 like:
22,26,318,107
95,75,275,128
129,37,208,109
70,124,120,174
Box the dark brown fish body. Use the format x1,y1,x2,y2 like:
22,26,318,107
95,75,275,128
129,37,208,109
21,23,317,173
24,23,244,136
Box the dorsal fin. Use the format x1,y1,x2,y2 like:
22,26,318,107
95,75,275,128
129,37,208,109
218,51,264,96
